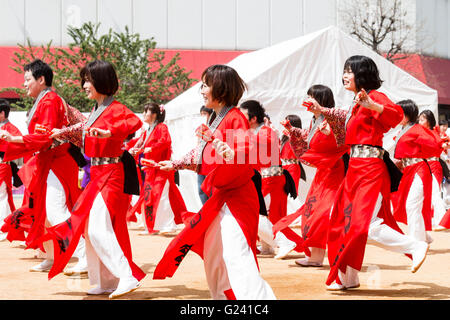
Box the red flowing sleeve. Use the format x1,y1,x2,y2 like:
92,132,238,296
146,123,171,155
107,104,142,140
321,108,347,146
287,127,309,159
33,94,67,131
371,91,403,130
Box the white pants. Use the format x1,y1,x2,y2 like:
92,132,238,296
258,215,292,249
305,247,326,263
84,193,135,290
340,192,422,287
44,170,86,261
431,175,447,227
151,181,177,232
405,174,427,242
442,178,450,209
0,181,11,233
203,204,276,300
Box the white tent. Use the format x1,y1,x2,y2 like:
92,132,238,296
164,26,439,213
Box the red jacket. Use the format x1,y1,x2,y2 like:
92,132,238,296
346,90,403,147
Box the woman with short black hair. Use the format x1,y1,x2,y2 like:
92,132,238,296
391,99,437,243
418,110,450,230
312,55,429,290
275,84,348,268
154,64,276,300
46,60,145,299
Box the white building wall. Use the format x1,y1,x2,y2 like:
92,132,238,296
0,0,448,58
416,0,450,58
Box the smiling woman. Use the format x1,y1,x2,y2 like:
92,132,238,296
153,64,276,300
319,55,430,291
45,59,146,299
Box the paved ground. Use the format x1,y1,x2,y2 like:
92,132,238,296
1,195,449,302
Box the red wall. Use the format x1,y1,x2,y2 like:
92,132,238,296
0,47,248,99
1,47,449,104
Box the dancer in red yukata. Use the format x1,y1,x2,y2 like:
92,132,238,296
418,110,450,231
274,85,349,268
0,59,87,275
0,100,22,242
239,100,300,260
128,102,185,235
154,65,276,300
279,115,305,228
45,60,145,299
391,100,438,243
280,115,305,198
312,55,429,290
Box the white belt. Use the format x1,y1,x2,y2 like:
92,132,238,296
402,157,424,168
350,144,384,159
281,158,300,166
91,157,121,166
261,166,284,178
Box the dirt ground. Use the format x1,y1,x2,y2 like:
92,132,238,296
1,197,449,301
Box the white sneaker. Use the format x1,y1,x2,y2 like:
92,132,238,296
274,241,296,259
64,259,88,276
411,241,429,273
30,259,53,272
109,277,141,299
326,282,346,291
87,286,115,295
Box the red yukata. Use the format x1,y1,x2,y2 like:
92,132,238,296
280,141,302,193
153,107,275,300
2,90,81,248
257,125,288,224
323,90,408,286
428,129,444,185
255,124,303,253
273,116,348,257
0,121,22,232
427,127,450,229
127,122,185,232
44,99,145,282
391,124,437,233
124,133,145,220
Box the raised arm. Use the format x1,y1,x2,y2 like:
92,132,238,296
171,145,200,172
287,127,309,159
50,120,86,148
320,108,348,146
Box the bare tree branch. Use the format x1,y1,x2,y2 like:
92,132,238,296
338,0,421,63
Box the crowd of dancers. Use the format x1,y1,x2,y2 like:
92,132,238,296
0,55,448,300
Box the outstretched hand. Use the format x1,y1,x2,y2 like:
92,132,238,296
158,160,175,171
354,89,384,113
280,119,292,130
212,138,234,161
49,128,62,139
86,127,112,138
0,130,12,142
